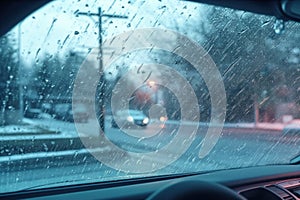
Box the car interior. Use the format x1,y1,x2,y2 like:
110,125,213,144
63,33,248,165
1,0,300,199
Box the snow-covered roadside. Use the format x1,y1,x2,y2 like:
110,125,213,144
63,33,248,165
0,123,56,136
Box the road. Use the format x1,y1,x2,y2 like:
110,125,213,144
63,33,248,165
1,117,300,193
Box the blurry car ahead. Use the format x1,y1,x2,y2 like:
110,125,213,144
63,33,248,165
53,103,88,123
24,108,42,119
111,109,149,128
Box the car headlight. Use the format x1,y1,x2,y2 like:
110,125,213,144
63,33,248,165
143,117,149,124
127,116,134,122
160,116,167,122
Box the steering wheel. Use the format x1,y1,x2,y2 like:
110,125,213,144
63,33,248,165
147,180,245,200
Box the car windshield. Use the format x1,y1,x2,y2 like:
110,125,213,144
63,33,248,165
1,0,300,193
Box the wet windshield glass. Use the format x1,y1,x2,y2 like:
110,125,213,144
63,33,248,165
1,0,300,193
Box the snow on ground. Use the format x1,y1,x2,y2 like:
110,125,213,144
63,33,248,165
0,124,56,135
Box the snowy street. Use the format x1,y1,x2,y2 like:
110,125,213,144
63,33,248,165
1,117,300,192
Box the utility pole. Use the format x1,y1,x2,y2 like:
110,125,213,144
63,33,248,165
76,7,128,131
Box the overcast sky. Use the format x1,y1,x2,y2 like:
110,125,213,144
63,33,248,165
9,0,207,67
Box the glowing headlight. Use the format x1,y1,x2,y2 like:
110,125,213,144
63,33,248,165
127,116,134,122
160,116,167,122
143,117,149,124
